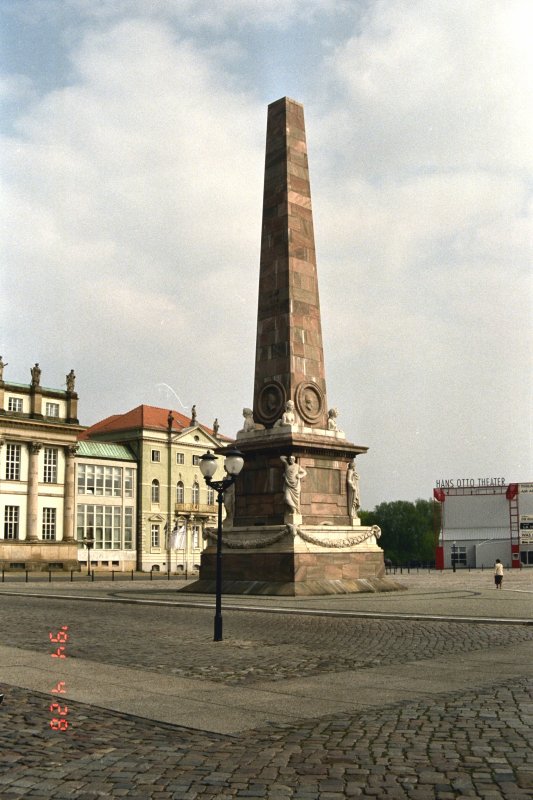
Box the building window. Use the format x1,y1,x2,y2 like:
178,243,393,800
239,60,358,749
192,455,200,466
192,525,200,549
5,444,21,481
124,507,133,549
192,482,200,505
151,450,161,462
8,397,23,413
77,464,123,496
125,468,134,498
43,448,58,483
151,524,160,548
176,481,184,503
451,546,467,567
78,464,94,494
42,508,56,540
207,487,215,505
45,402,60,417
176,452,184,465
4,506,19,539
77,504,124,549
151,479,160,503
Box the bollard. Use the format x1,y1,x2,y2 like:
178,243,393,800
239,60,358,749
150,569,153,581
112,570,115,582
91,570,95,582
70,570,73,582
131,569,134,581
1,569,4,583
25,569,29,583
167,568,170,581
48,570,52,583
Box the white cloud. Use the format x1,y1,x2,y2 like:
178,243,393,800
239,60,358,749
1,0,531,506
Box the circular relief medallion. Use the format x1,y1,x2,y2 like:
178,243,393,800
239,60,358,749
295,381,324,424
257,381,286,424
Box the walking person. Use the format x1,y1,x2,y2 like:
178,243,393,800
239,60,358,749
494,559,504,589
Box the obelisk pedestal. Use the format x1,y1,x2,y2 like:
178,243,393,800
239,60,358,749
187,98,402,595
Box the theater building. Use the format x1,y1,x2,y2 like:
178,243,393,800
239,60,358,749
434,480,533,569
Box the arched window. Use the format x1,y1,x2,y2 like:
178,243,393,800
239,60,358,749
192,482,200,505
176,481,184,504
151,479,160,503
207,487,215,505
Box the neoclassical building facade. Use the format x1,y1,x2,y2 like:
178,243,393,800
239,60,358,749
0,362,227,574
0,362,82,570
83,404,226,573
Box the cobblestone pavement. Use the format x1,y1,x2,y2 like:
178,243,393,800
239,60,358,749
1,587,532,798
2,596,533,685
0,679,531,799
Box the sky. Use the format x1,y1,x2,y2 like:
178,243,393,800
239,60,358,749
1,0,531,509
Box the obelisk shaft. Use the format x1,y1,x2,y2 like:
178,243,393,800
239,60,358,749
253,97,328,429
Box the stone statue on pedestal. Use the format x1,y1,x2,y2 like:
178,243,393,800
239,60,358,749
347,460,361,520
280,455,307,514
30,363,41,387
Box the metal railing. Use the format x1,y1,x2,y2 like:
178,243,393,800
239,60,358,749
0,569,199,583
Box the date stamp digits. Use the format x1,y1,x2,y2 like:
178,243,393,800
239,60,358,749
49,627,69,731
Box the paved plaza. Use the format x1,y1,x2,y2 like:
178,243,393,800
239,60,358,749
0,571,532,799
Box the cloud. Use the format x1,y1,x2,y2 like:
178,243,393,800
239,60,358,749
1,0,531,506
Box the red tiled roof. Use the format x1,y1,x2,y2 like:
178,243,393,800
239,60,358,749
84,404,226,439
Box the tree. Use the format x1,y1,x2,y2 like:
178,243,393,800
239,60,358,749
360,499,440,564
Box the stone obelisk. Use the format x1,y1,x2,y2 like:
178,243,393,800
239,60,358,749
189,98,399,595
253,97,328,431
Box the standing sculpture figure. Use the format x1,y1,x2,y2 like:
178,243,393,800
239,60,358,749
223,481,235,526
0,356,6,381
213,418,219,437
347,459,360,519
66,369,76,392
280,455,307,514
191,405,197,425
30,363,41,387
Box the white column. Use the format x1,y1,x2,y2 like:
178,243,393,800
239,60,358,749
63,444,78,541
26,442,42,541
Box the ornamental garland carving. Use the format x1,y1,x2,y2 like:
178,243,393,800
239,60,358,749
202,527,289,549
202,524,381,550
297,525,381,548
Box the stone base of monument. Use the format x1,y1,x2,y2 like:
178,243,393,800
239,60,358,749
181,525,406,596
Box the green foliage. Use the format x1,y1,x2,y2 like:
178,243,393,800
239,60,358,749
360,499,440,564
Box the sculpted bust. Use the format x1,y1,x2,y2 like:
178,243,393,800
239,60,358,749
275,400,298,427
241,407,255,432
327,408,339,430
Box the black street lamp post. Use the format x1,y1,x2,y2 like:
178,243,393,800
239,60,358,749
199,447,244,642
83,537,95,577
